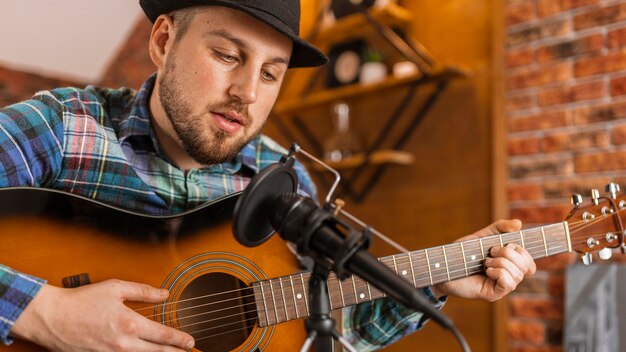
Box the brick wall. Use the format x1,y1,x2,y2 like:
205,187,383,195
505,1,626,351
0,66,81,106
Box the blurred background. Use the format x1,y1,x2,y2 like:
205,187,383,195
2,0,626,351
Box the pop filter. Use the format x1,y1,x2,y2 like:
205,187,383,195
232,156,299,247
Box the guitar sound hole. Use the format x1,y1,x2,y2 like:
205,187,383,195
177,273,257,351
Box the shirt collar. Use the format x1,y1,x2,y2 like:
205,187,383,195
118,73,258,175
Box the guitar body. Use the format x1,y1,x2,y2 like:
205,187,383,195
0,188,306,351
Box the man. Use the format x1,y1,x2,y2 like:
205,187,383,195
0,1,536,351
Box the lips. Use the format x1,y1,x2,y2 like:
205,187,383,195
211,110,244,134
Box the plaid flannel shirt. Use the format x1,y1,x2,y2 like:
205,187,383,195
0,74,444,349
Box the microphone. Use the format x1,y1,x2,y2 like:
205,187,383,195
269,192,454,330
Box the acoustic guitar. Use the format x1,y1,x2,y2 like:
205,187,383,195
0,186,623,351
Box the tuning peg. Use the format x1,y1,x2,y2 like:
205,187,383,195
581,252,593,265
605,183,621,199
571,194,583,206
598,248,613,260
591,189,600,205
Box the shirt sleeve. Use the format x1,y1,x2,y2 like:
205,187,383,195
342,287,447,351
0,91,64,344
0,91,65,187
0,265,46,344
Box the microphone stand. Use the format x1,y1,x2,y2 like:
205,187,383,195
299,264,358,352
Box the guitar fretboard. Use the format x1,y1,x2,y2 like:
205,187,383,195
252,222,571,327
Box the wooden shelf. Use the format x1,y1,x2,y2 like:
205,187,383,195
314,3,414,46
309,149,414,171
273,67,465,116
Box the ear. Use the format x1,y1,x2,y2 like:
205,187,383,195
148,14,176,70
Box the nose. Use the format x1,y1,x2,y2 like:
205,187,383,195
228,65,259,104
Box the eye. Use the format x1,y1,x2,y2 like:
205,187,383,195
214,50,238,63
261,70,277,82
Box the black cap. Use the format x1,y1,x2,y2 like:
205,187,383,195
139,0,328,68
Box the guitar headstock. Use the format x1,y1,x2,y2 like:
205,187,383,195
565,183,626,264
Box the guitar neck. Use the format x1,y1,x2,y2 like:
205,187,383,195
253,221,572,327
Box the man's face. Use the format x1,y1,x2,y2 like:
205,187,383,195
157,6,292,165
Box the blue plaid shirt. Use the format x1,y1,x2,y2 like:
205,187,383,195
0,74,444,349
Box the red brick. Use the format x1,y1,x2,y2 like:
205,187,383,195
574,3,626,30
612,123,626,144
575,150,626,172
536,0,600,18
507,47,535,68
535,34,605,63
510,204,573,223
610,75,626,96
608,26,626,48
507,183,544,201
507,19,571,47
506,2,535,26
509,111,571,132
507,93,535,112
538,80,605,107
573,100,626,124
574,49,626,77
507,62,571,90
508,320,546,344
509,296,564,320
509,137,541,155
509,156,574,179
541,129,610,153
548,273,565,296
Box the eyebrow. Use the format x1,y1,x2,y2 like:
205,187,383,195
204,29,290,65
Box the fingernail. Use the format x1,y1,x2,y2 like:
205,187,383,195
187,340,195,351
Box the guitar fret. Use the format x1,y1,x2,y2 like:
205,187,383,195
269,279,280,323
442,245,450,281
498,234,503,247
278,277,288,321
540,227,549,257
479,238,485,258
300,273,309,316
338,275,346,307
519,230,525,248
407,253,417,287
351,276,359,302
260,282,271,325
424,248,434,285
563,221,572,252
460,242,468,276
290,275,299,319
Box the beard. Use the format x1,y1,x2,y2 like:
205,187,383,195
158,52,259,166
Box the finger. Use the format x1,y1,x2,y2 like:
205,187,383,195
491,219,522,234
469,219,523,239
115,281,169,303
485,267,517,295
490,244,536,275
138,317,195,351
485,256,525,285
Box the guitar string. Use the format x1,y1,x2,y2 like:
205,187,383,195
142,231,612,337
135,232,560,318
134,221,587,321
140,235,576,329
137,214,620,332
169,211,626,341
